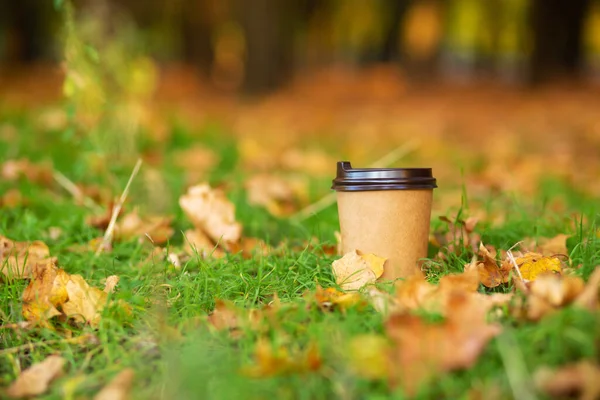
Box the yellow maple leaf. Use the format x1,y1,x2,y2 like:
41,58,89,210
62,275,110,327
22,261,118,327
515,253,562,281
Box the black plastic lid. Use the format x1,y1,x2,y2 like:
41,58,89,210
332,161,437,191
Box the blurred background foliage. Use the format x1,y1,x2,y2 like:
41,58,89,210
1,0,600,96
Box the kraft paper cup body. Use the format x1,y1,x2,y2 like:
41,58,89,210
332,161,436,280
336,190,433,279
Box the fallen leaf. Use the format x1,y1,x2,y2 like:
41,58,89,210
393,268,488,316
464,243,512,288
114,210,174,245
514,271,591,321
385,291,501,395
515,252,562,281
227,237,272,259
332,250,386,291
22,262,116,327
313,286,363,312
245,174,297,216
62,275,111,327
243,339,321,378
22,262,68,324
0,235,56,279
94,368,135,400
103,275,120,293
86,202,121,230
534,361,600,400
1,188,24,208
179,183,242,245
183,229,225,258
207,300,239,332
6,355,65,398
574,266,600,311
1,159,53,185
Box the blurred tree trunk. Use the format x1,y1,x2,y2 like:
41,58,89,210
181,0,215,76
237,0,297,95
0,0,54,63
530,0,591,83
378,0,411,62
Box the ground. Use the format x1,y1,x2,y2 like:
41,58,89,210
1,67,599,399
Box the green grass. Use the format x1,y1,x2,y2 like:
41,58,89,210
1,112,599,399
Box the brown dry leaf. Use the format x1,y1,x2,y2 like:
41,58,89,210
393,268,489,316
574,266,600,311
243,339,321,378
245,174,297,216
332,250,386,291
1,188,25,208
227,237,272,259
534,361,600,400
465,243,512,288
94,368,135,400
519,272,592,321
86,202,121,230
394,272,438,312
0,235,55,279
1,159,53,185
515,253,562,281
385,291,501,395
114,210,174,245
183,229,225,258
6,355,65,398
207,300,239,332
179,183,242,245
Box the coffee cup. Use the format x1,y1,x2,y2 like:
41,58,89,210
332,161,437,280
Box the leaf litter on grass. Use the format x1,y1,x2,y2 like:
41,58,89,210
5,355,65,398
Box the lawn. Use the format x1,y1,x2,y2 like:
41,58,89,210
1,85,600,399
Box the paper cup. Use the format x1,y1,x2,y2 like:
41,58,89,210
332,161,437,280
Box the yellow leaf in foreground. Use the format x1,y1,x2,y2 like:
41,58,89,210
332,250,386,291
6,355,65,398
515,253,562,281
94,369,135,400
